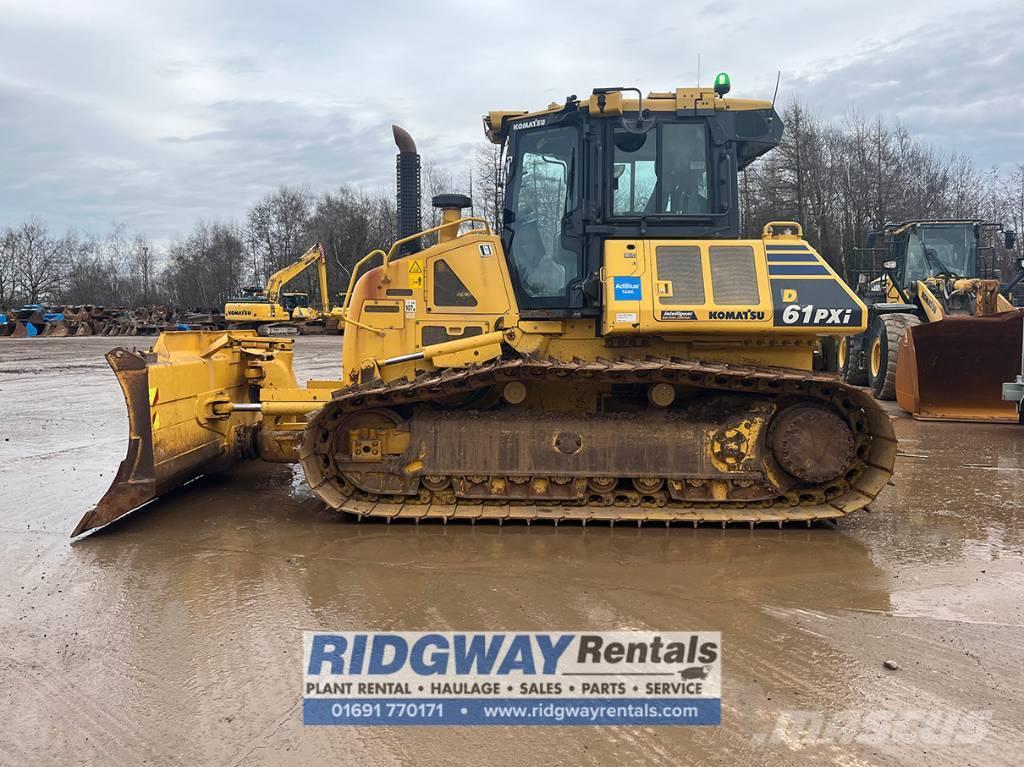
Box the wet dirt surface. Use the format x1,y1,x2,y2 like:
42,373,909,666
1,337,1022,765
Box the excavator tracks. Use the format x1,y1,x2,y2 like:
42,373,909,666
299,356,896,527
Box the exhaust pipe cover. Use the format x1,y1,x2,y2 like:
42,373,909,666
393,124,422,255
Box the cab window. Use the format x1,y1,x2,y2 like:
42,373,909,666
613,131,656,214
612,122,709,215
661,124,708,214
505,126,579,299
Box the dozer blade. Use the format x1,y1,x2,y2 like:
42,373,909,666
895,309,1024,423
72,331,295,537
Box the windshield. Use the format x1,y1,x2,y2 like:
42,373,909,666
905,225,977,281
505,125,579,299
613,122,709,215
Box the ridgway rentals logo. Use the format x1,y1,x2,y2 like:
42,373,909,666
303,631,721,725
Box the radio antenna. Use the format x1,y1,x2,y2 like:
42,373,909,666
697,53,701,86
771,70,782,109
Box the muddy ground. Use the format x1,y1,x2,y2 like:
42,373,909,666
0,337,1022,766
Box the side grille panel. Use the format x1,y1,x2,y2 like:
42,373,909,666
709,246,759,305
656,245,705,305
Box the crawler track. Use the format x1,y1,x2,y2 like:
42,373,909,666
299,356,896,526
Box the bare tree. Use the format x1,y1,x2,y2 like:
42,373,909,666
245,186,313,285
474,141,506,232
132,234,156,304
9,219,66,303
305,186,396,304
742,104,1023,278
0,229,15,309
161,221,245,309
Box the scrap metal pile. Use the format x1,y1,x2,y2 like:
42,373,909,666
0,305,227,338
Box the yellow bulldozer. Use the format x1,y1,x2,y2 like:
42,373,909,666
72,76,896,537
839,220,1022,422
224,243,332,336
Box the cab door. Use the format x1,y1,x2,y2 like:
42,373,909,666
502,120,584,312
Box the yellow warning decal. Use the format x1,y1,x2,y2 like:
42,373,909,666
409,259,424,288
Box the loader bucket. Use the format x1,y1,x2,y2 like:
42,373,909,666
71,331,297,537
42,320,69,337
895,310,1024,423
11,321,38,338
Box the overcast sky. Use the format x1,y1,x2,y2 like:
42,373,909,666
1,0,1021,241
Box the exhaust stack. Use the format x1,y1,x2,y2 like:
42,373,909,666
392,125,421,255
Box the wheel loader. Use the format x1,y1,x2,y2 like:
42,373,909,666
72,77,896,537
839,220,1022,422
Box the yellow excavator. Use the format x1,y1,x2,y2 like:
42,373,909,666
224,243,331,336
73,77,896,537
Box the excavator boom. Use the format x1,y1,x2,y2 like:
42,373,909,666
264,243,328,305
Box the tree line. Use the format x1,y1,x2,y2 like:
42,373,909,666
741,103,1024,277
1,101,1021,310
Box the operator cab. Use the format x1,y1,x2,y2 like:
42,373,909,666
233,286,268,302
891,222,981,286
491,83,782,315
852,219,1018,315
281,292,310,313
234,286,266,301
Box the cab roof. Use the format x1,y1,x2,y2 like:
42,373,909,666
484,87,773,144
888,220,986,236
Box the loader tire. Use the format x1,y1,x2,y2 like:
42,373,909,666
813,337,840,372
868,313,920,400
822,336,840,373
840,335,868,386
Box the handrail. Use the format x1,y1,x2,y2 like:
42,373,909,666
382,216,492,270
762,220,804,238
339,249,387,315
340,217,494,317
343,314,386,337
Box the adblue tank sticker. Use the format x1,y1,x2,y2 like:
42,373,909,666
613,277,642,301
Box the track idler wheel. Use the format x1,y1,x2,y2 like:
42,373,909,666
587,477,617,493
632,477,664,493
422,475,451,491
323,408,417,496
768,404,855,484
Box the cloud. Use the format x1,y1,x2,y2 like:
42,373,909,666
0,0,1019,239
783,6,1024,168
